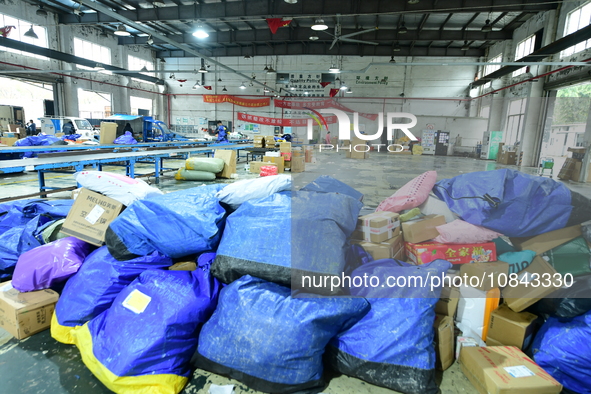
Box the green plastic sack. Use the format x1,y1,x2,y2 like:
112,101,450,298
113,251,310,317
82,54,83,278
542,236,591,277
185,157,225,173
175,168,217,181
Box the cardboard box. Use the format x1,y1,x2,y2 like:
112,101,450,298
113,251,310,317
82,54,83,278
486,304,539,350
456,337,480,360
60,188,124,246
214,149,237,178
280,142,292,153
460,346,562,394
460,262,509,291
249,161,277,174
558,158,577,180
291,157,305,173
401,214,446,244
434,314,454,370
305,148,314,163
571,161,591,182
510,225,581,255
0,137,18,146
497,151,516,165
502,256,562,312
352,233,403,261
0,281,59,339
263,155,284,173
406,241,496,265
100,122,118,145
435,286,460,317
353,211,401,243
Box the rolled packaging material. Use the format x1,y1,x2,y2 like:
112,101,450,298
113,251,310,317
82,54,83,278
175,168,217,181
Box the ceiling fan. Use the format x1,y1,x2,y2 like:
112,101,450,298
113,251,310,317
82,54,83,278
321,15,379,50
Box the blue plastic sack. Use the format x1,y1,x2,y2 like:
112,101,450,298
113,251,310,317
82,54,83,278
74,268,221,394
433,169,572,237
0,199,74,278
300,175,364,202
106,184,227,260
193,275,370,393
61,133,81,141
212,190,362,294
51,246,172,344
14,135,61,158
113,131,137,144
532,310,591,393
326,259,452,394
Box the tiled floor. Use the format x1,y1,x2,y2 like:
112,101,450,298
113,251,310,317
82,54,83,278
0,148,586,393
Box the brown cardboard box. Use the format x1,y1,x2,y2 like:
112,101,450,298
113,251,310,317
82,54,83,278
503,256,562,312
291,157,305,173
401,214,446,244
214,149,237,178
284,160,291,169
497,151,516,165
434,314,454,371
0,137,18,146
350,149,369,159
0,281,59,339
570,161,591,182
486,304,539,350
510,225,581,255
435,286,460,317
305,148,314,163
100,122,118,145
249,161,277,174
169,261,197,271
460,346,562,394
460,262,510,291
263,155,285,173
280,142,292,153
253,136,265,148
352,233,404,260
60,188,124,246
558,158,578,180
353,212,400,243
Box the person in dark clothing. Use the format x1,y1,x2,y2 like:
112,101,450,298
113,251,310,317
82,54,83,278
26,120,37,136
123,123,133,133
62,121,75,135
216,121,228,143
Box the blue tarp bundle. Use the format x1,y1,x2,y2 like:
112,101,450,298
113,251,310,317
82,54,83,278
106,184,227,260
300,175,364,202
51,246,172,344
14,135,61,157
212,190,362,294
193,275,370,393
75,268,221,394
532,310,591,393
0,199,74,278
433,169,572,237
326,259,452,394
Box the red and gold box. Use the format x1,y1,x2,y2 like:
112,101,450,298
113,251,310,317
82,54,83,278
405,241,497,265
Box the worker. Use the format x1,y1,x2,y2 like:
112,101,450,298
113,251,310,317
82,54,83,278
216,121,228,143
325,130,331,145
123,122,133,134
26,119,37,136
62,120,75,135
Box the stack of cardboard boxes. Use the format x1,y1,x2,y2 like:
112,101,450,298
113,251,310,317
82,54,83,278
253,135,265,148
249,141,305,175
345,135,369,159
351,212,403,260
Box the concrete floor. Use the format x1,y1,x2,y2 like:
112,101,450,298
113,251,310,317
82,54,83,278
1,148,587,393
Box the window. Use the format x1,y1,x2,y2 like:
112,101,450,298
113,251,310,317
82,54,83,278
128,55,154,82
512,35,536,77
505,99,527,145
484,54,502,76
73,37,111,70
130,96,153,116
0,13,48,60
561,2,591,57
78,88,112,119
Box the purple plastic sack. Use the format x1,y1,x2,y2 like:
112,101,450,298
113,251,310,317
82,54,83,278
113,131,138,145
12,237,94,292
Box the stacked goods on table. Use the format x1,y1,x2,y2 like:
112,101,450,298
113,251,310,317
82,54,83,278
253,135,265,148
4,167,591,394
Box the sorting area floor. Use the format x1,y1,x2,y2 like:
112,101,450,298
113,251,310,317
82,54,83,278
1,149,589,393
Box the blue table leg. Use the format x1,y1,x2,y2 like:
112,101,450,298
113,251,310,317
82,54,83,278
128,159,136,178
154,157,161,184
38,171,47,198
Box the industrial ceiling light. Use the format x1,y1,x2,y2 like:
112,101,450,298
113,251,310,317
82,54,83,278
267,66,276,73
218,77,222,82
389,55,396,63
309,34,319,41
192,82,200,89
398,22,408,34
393,42,401,51
461,40,469,51
284,0,298,4
140,66,148,72
481,19,492,32
244,55,251,59
346,88,352,94
329,64,340,73
198,65,208,73
222,86,227,92
263,65,269,72
192,26,209,38
99,29,108,38
73,3,84,17
169,73,175,79
240,82,247,89
340,83,348,90
114,24,131,36
146,35,154,45
311,19,328,31
24,25,38,39
408,0,419,4
152,1,166,6
36,5,48,17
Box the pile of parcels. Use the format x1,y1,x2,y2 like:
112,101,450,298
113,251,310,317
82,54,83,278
0,167,591,394
174,150,237,181
249,141,307,175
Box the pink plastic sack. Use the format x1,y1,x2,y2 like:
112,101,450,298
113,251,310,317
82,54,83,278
12,237,94,292
433,219,502,244
376,171,437,213
260,165,278,177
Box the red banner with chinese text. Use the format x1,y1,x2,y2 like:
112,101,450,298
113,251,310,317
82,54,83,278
203,95,271,107
237,112,338,127
274,98,378,120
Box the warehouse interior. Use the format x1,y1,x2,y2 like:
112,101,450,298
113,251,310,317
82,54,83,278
1,0,591,393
